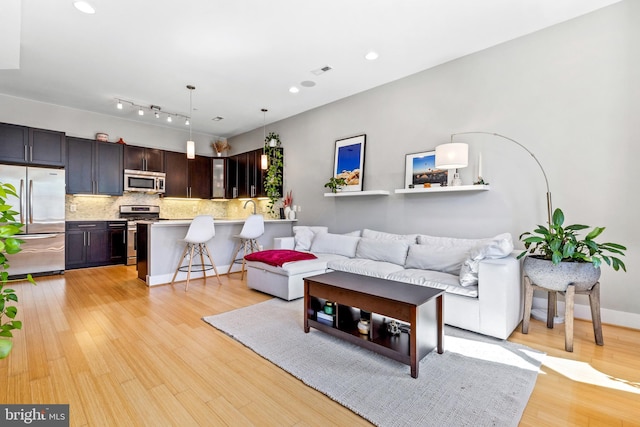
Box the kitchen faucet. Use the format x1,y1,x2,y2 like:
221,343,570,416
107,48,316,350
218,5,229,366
243,199,257,215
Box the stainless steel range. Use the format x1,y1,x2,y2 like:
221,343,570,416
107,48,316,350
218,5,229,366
119,205,160,265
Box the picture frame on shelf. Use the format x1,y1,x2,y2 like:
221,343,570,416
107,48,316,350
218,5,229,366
333,134,366,192
404,150,450,189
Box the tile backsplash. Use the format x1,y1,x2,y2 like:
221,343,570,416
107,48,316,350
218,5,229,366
65,193,277,221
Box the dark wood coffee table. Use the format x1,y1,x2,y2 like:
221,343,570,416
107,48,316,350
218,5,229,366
304,271,444,378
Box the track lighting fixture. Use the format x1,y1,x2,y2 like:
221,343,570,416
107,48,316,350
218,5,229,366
115,98,190,125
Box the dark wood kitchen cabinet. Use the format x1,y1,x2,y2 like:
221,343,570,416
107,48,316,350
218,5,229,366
124,145,164,172
0,122,65,167
108,221,127,263
225,148,272,199
66,221,127,269
66,137,123,195
65,222,109,269
164,150,211,199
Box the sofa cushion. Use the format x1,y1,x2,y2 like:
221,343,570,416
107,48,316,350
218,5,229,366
404,244,469,275
293,226,328,251
328,258,405,278
310,233,360,258
387,269,479,298
355,238,409,266
416,234,483,250
362,228,417,243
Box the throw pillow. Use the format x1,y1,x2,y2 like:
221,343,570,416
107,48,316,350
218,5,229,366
459,233,514,286
355,238,410,266
404,244,470,275
293,226,328,251
362,228,417,243
310,233,360,258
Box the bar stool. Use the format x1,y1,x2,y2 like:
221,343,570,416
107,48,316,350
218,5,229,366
170,215,222,291
227,214,264,280
522,275,603,352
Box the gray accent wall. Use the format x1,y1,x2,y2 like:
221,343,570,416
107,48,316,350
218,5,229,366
228,1,639,326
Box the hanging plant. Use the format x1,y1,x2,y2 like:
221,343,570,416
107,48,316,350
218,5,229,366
263,132,283,216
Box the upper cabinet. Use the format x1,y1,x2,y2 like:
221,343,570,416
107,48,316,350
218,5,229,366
124,145,164,172
0,122,65,167
164,150,211,199
226,148,274,199
212,158,226,199
66,137,123,195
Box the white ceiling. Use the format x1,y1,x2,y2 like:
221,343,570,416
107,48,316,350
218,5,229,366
0,0,622,139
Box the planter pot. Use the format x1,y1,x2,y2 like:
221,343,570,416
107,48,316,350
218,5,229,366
523,256,601,292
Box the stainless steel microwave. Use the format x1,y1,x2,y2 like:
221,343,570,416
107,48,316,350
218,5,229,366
124,169,166,193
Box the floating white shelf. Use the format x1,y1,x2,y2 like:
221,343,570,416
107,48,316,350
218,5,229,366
394,185,490,194
324,190,390,197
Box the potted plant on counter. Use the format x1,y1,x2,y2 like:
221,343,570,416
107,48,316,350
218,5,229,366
517,208,626,291
0,182,36,359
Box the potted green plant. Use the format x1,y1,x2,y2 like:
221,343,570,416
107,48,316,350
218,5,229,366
263,132,283,216
0,182,36,359
324,177,347,193
517,208,626,291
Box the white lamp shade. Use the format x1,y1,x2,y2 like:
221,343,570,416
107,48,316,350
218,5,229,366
186,140,195,159
435,143,469,169
261,154,268,170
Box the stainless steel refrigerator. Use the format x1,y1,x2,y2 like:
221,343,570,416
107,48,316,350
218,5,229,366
0,165,65,277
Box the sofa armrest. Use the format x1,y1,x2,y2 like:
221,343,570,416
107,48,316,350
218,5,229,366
274,236,295,250
477,254,523,339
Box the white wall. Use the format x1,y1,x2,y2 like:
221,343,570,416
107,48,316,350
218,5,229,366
229,1,640,326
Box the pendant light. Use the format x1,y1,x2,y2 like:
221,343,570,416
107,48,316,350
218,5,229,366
260,108,269,170
186,85,196,159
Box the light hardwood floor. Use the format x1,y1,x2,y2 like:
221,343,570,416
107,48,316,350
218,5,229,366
1,266,639,426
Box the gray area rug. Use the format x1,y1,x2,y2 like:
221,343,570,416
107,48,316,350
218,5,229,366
203,298,545,427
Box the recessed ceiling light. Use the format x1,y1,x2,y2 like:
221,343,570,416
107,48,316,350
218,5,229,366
289,86,299,94
73,1,96,14
300,81,316,88
365,51,379,61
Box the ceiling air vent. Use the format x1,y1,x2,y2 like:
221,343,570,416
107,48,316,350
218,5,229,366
311,65,333,76
211,116,224,121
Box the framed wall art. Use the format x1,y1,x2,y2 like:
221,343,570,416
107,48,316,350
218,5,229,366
333,134,366,192
404,150,449,188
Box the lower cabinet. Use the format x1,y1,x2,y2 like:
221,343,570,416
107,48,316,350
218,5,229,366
66,221,127,270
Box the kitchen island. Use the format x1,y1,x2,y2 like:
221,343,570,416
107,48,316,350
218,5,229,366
137,218,296,286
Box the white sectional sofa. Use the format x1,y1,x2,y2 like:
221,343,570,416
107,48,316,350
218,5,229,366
245,227,523,339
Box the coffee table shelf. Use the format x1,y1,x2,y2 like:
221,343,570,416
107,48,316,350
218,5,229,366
304,271,444,378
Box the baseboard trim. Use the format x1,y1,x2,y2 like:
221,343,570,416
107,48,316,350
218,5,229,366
532,295,640,330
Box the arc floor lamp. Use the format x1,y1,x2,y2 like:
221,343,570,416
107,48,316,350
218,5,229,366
435,131,553,227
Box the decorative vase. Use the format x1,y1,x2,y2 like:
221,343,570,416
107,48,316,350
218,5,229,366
284,206,291,219
357,319,370,335
288,209,296,220
279,208,285,219
452,173,462,186
523,256,601,292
